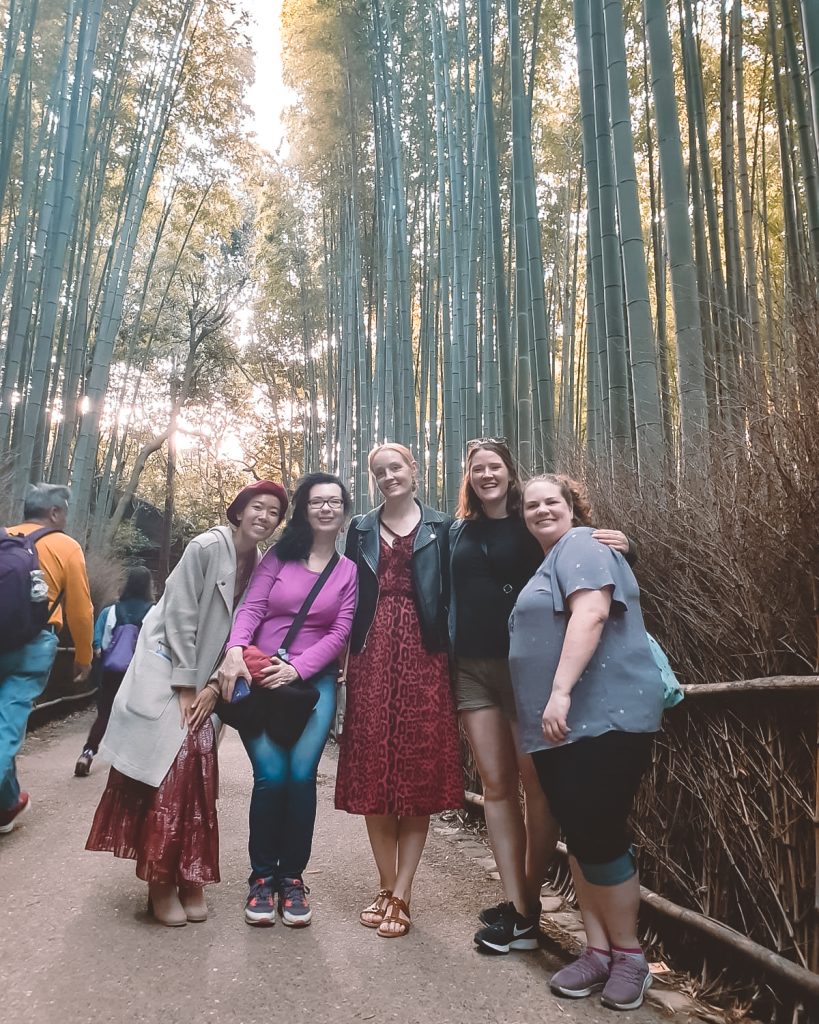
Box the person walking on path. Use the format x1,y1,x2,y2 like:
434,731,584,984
0,483,93,833
74,565,155,777
216,473,357,930
509,475,663,1010
85,481,287,927
449,440,634,955
335,444,463,939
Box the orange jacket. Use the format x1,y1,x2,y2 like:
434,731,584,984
7,522,94,665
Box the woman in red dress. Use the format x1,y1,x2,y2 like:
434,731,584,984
335,444,462,937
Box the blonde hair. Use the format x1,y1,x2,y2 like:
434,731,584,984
522,474,594,526
368,443,418,499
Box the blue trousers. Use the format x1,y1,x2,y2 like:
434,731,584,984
239,672,336,881
0,631,58,811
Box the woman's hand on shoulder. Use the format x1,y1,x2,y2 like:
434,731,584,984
258,657,299,688
216,645,247,701
591,529,629,554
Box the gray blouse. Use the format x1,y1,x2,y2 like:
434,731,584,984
508,527,664,754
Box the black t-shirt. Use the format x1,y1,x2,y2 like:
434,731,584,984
452,516,544,658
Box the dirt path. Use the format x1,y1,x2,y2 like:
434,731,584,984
0,710,664,1024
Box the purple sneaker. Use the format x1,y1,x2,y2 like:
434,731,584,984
550,948,611,998
600,951,652,1010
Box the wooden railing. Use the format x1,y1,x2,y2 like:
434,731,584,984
463,675,819,1016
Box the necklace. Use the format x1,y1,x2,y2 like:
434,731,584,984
379,511,419,540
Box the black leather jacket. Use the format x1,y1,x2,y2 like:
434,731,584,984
345,501,451,654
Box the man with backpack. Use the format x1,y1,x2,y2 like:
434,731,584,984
0,483,93,833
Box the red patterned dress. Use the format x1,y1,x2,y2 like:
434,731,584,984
85,722,219,885
335,528,463,816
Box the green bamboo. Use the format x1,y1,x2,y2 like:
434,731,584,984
602,0,664,473
644,0,709,460
590,0,631,468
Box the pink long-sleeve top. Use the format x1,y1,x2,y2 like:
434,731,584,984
228,549,358,681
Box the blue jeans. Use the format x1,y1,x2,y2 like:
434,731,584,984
0,631,58,810
239,672,336,881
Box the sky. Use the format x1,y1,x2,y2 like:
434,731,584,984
243,0,291,157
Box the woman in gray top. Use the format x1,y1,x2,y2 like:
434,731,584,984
509,475,663,1012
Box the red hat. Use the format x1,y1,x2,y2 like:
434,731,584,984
226,480,288,526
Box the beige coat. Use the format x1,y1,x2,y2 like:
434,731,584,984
99,526,250,787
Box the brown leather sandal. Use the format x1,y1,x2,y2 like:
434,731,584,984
359,888,393,928
376,895,411,938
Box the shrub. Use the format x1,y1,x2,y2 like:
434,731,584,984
84,550,126,615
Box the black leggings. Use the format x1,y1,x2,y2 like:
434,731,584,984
531,730,654,865
84,669,125,754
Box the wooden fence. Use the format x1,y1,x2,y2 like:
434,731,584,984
462,676,819,1017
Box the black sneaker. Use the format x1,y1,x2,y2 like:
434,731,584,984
478,899,514,927
279,876,312,927
474,904,539,954
245,877,276,926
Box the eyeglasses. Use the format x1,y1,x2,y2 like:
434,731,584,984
466,437,509,451
307,497,344,510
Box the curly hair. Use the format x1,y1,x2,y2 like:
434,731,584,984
522,474,594,527
274,472,352,562
456,441,523,520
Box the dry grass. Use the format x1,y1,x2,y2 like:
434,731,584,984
464,315,819,1019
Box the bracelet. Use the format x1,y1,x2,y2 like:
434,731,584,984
205,682,220,698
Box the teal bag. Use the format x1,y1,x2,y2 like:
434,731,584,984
646,632,684,709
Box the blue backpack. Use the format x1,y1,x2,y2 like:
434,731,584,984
101,603,142,673
646,632,685,709
0,527,62,653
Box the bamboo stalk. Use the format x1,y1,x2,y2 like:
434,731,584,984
814,701,819,973
681,676,819,696
637,884,819,1003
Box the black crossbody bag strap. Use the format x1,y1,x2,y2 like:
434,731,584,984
279,551,340,656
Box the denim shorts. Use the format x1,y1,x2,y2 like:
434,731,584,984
453,657,517,719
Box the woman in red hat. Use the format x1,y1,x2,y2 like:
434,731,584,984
86,481,287,927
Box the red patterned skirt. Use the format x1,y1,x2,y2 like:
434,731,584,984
85,722,219,885
335,534,464,817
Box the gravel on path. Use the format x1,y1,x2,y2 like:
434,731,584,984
0,710,664,1024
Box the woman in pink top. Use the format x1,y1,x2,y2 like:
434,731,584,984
217,473,357,929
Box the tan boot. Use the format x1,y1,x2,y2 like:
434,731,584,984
147,882,187,927
179,885,208,922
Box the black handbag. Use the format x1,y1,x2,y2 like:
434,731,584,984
217,553,340,747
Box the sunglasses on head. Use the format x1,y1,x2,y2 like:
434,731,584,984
466,436,509,452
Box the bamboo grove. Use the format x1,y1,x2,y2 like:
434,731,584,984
1,0,819,537
263,0,819,513
0,0,259,540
